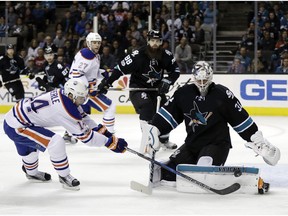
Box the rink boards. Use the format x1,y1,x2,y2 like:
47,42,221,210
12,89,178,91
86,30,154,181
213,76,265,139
0,74,287,116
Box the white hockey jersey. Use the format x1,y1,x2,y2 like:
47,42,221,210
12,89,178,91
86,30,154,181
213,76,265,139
4,89,108,147
69,48,103,88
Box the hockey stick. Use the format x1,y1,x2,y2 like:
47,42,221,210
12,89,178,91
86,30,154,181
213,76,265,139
130,96,161,195
127,147,241,195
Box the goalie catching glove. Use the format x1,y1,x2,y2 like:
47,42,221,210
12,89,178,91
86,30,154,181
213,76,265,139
245,131,280,166
105,135,127,153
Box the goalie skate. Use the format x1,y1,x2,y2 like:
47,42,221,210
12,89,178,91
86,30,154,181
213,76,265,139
160,140,177,150
63,131,78,144
59,174,80,191
22,165,51,182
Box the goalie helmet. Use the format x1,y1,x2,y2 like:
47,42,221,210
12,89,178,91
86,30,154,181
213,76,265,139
191,61,213,96
86,32,102,50
64,78,88,105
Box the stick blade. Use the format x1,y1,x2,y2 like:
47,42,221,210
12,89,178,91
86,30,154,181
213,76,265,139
212,183,241,195
130,181,152,195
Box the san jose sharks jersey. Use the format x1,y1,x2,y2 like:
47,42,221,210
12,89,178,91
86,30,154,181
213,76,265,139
0,54,25,82
109,45,180,88
152,83,258,150
42,60,69,88
4,89,107,147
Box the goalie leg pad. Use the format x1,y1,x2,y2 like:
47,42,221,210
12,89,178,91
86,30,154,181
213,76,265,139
176,164,262,194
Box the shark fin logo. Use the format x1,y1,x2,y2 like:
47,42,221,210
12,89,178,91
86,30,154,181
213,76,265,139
184,101,213,132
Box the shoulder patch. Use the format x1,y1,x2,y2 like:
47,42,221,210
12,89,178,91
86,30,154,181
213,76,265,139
59,90,82,120
80,48,96,60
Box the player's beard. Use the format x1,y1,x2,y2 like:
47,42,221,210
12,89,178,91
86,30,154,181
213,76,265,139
146,45,163,60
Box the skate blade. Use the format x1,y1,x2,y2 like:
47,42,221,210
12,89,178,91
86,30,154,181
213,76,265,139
26,178,52,183
61,184,80,191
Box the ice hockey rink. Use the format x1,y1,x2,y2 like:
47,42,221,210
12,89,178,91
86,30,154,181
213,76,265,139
0,114,287,215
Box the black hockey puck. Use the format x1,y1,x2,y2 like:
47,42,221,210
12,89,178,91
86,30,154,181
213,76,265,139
234,169,242,177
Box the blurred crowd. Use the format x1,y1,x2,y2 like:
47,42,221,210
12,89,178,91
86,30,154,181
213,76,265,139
0,1,218,75
0,1,288,74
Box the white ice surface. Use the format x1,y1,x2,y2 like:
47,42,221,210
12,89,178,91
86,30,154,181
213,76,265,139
0,114,287,215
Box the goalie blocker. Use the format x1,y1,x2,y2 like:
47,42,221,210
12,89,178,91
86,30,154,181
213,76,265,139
175,165,269,194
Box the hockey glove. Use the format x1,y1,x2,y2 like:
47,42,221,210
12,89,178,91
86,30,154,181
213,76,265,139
245,131,280,166
97,78,112,95
158,78,172,94
105,135,127,153
93,124,113,138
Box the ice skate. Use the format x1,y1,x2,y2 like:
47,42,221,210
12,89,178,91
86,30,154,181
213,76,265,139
22,165,51,182
258,177,270,194
160,140,177,150
59,174,80,191
63,131,78,144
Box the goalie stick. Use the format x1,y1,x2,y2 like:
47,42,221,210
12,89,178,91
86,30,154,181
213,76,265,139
127,147,241,195
130,96,161,195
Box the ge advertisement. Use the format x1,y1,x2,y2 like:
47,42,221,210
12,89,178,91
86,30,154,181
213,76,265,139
0,74,287,115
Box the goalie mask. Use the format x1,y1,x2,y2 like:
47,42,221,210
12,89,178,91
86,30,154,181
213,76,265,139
191,61,213,96
64,79,88,106
86,32,102,53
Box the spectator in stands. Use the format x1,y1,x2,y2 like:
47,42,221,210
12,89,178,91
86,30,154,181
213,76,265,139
32,2,46,33
240,30,256,52
261,20,278,41
267,11,280,32
0,16,8,37
234,46,252,72
250,49,269,73
61,10,76,35
228,57,246,73
138,29,149,46
41,1,56,24
75,11,90,37
69,1,85,22
260,30,276,51
34,48,46,71
153,12,166,31
10,17,28,52
27,39,41,59
23,7,36,43
98,23,113,45
107,13,117,35
160,4,170,22
275,56,288,73
100,45,116,70
275,30,288,49
272,3,284,21
130,24,141,41
175,18,193,44
202,2,218,31
126,38,140,54
111,1,130,11
62,39,75,66
53,30,66,48
160,23,171,45
191,20,205,45
110,39,125,64
25,57,39,74
7,6,18,29
186,1,203,25
174,36,193,74
280,10,288,30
